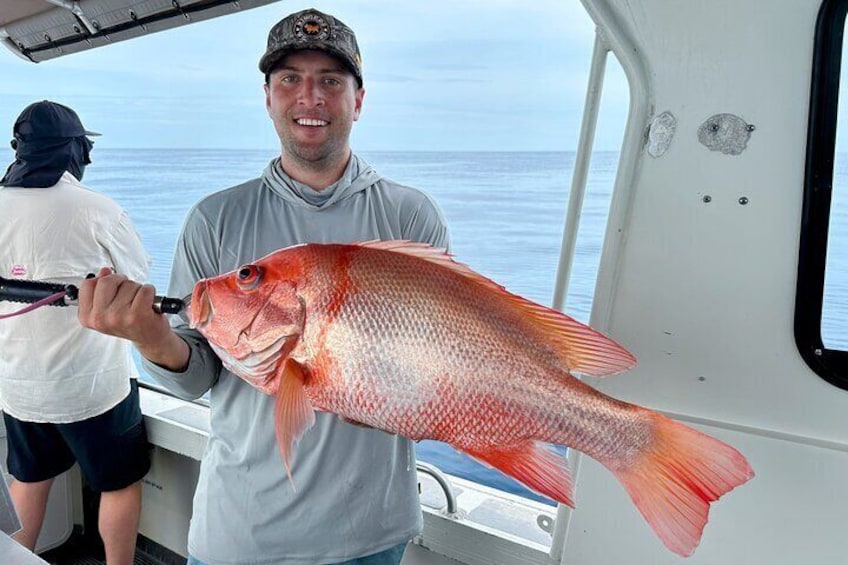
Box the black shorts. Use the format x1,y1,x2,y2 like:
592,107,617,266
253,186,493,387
4,380,151,492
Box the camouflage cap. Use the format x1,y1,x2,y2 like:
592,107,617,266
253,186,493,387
259,8,363,87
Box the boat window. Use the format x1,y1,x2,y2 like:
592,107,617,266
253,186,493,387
825,165,848,351
797,0,848,388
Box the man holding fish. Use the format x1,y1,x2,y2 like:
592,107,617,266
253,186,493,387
79,8,449,565
80,6,756,563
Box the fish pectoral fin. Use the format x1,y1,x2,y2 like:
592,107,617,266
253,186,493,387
273,359,316,490
461,441,574,507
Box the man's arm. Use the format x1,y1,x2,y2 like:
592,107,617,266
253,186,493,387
81,203,224,400
139,204,224,399
405,192,451,250
77,268,191,373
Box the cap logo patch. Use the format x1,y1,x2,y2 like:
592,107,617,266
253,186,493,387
294,13,330,42
10,264,26,277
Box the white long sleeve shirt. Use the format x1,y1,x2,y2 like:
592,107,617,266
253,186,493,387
0,171,150,423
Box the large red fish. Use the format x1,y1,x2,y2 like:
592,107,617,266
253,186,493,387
189,240,753,557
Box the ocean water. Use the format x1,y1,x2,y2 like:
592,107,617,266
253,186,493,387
825,154,848,350
78,148,847,506
86,149,607,316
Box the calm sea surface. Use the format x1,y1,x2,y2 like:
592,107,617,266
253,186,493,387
70,149,846,504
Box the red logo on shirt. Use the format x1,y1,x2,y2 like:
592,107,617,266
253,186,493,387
10,265,26,277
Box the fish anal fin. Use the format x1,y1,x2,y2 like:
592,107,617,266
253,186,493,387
606,413,754,557
353,240,635,377
274,359,316,490
462,441,574,507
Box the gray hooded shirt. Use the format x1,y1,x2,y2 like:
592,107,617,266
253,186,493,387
143,154,449,564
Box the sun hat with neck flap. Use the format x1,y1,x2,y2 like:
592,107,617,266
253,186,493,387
1,100,100,188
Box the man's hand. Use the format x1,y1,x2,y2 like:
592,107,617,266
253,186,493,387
78,268,190,372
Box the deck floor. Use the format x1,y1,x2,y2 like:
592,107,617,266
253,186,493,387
39,532,183,565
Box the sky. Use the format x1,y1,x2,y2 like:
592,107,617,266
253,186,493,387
0,0,629,151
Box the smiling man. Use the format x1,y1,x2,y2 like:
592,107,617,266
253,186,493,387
78,8,450,565
263,47,363,187
261,10,365,187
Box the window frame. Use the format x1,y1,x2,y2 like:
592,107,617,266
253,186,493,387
796,0,848,388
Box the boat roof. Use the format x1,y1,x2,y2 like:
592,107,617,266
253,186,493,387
0,0,281,62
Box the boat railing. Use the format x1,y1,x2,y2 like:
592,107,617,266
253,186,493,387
415,461,459,517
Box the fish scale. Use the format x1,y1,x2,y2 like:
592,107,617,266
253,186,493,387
190,240,754,557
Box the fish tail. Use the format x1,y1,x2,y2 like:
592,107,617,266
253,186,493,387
606,413,754,557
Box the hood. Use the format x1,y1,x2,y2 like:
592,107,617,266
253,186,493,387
261,153,382,210
0,136,92,188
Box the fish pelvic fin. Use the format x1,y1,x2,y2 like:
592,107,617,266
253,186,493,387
606,413,754,557
462,441,574,507
273,359,316,490
354,240,635,377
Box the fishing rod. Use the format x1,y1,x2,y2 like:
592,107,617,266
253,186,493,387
0,276,185,315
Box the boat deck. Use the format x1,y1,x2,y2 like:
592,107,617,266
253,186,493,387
40,531,182,565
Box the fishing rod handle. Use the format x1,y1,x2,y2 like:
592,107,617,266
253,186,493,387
153,296,185,315
0,276,75,306
0,276,184,314
80,273,185,314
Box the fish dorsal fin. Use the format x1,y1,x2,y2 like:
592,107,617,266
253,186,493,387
356,239,492,281
274,359,316,488
356,240,636,377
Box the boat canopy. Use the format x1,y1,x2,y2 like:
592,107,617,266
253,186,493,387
0,0,281,62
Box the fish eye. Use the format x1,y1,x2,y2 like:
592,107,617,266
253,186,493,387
236,265,262,291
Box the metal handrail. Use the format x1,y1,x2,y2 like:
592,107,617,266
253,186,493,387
551,29,610,313
415,461,458,516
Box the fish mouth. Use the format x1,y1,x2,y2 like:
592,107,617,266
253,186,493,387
188,281,212,330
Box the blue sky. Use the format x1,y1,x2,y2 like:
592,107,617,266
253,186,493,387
0,0,628,151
